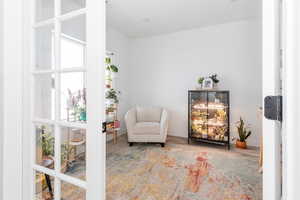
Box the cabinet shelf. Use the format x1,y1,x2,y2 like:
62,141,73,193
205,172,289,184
188,90,230,150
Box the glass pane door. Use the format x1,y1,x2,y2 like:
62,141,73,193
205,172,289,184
31,0,105,199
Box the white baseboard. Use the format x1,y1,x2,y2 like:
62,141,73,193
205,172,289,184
167,132,259,148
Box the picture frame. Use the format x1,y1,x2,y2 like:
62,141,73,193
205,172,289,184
202,78,213,89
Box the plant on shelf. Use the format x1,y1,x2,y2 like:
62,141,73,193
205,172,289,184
67,88,87,122
105,57,111,65
197,77,205,89
61,143,69,173
209,74,219,84
215,109,227,122
106,64,119,79
234,117,252,149
105,88,120,104
106,64,119,73
38,125,54,159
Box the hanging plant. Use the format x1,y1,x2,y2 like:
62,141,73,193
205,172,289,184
106,65,119,73
110,65,118,73
105,57,111,65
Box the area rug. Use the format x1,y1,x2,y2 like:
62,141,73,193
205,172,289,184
106,142,262,200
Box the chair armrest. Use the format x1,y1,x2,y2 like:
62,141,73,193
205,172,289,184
125,108,137,132
160,109,169,136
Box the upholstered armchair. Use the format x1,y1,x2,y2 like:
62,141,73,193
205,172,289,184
125,107,169,147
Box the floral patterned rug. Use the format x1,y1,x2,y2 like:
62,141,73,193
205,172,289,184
106,138,262,200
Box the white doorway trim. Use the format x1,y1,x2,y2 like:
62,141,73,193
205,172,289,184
263,0,282,199
283,0,300,199
2,0,24,199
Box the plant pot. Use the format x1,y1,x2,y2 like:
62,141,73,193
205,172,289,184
111,72,118,78
213,83,218,89
236,140,247,149
80,111,86,121
196,84,202,90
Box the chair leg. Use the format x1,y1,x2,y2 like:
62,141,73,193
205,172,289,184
160,143,165,148
129,142,133,147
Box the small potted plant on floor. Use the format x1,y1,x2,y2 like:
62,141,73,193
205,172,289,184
235,117,252,149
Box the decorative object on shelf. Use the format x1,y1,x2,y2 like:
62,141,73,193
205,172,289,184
105,88,120,104
61,143,69,173
234,117,252,149
188,90,230,149
202,78,213,89
38,125,54,161
66,88,86,122
105,54,119,79
105,52,120,144
209,73,219,89
197,77,205,89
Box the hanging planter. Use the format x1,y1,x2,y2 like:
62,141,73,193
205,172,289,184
109,65,119,78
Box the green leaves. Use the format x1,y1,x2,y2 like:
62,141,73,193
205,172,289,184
198,77,204,84
105,88,120,103
106,64,119,73
105,57,111,64
39,126,54,157
109,65,119,73
236,117,252,142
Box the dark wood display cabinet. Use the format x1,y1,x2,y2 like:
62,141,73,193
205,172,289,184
188,90,230,149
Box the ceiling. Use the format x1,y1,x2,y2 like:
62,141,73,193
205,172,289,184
106,0,261,38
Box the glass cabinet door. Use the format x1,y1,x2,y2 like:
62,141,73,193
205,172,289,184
190,92,208,139
207,91,229,141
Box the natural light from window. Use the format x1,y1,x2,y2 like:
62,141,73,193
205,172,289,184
51,34,86,121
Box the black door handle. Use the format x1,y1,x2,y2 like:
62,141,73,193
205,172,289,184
264,96,282,121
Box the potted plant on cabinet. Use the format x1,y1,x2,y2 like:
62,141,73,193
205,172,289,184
209,74,219,89
197,77,205,89
235,117,252,149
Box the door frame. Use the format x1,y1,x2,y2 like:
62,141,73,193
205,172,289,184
262,0,282,199
1,0,24,199
283,0,300,199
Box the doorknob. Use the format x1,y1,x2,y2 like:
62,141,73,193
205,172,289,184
264,96,282,121
102,122,107,133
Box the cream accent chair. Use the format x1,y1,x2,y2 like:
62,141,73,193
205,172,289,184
125,106,169,147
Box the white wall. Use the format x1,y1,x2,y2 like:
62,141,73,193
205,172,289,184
0,0,3,197
128,20,262,146
106,27,131,139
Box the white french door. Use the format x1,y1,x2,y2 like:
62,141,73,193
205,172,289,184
25,0,105,199
263,0,283,199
